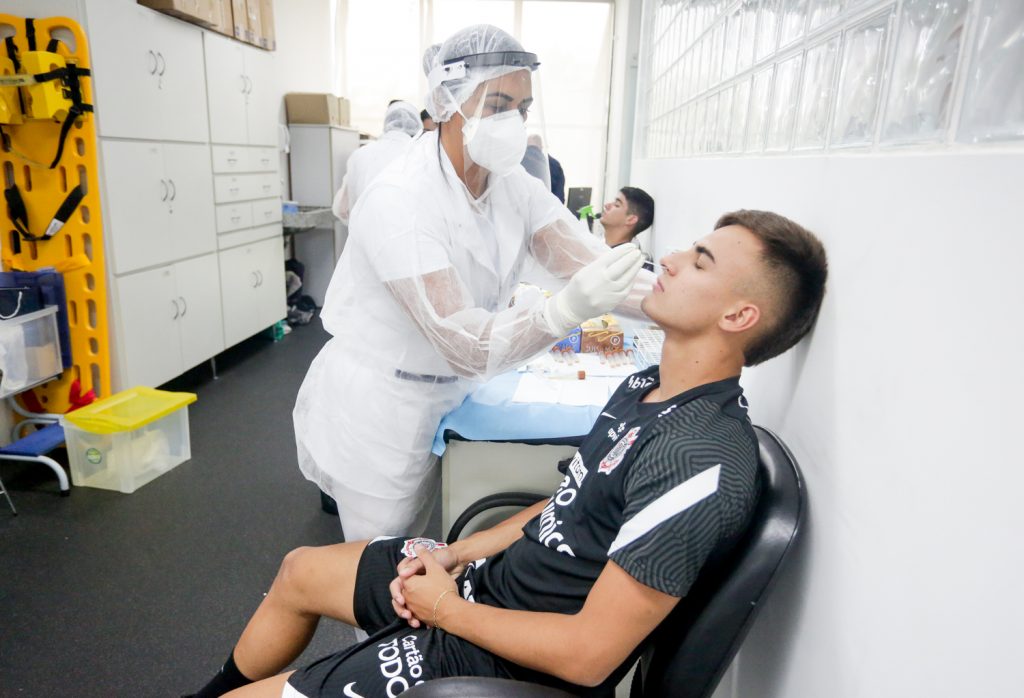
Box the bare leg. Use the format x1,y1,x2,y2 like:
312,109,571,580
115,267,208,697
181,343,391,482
232,541,369,681
223,671,294,698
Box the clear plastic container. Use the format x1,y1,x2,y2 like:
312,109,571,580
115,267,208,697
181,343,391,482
0,306,63,398
62,387,197,493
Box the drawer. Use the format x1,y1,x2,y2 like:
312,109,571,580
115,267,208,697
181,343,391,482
251,173,281,199
249,146,277,172
217,224,282,251
250,198,282,226
215,173,281,203
211,145,250,173
214,174,248,203
215,202,254,233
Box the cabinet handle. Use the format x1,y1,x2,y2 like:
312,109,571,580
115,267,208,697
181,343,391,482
147,50,158,75
226,157,238,164
245,76,253,94
240,74,247,94
230,215,241,222
160,179,168,201
156,51,166,76
229,186,240,194
178,296,187,317
168,179,176,201
257,270,264,286
171,298,180,319
251,271,259,288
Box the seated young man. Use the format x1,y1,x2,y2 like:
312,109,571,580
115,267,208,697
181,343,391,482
188,209,828,698
600,187,656,271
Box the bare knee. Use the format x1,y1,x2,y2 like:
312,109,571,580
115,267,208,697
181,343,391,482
274,546,317,601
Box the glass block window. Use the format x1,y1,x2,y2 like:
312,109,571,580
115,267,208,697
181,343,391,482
637,0,1024,158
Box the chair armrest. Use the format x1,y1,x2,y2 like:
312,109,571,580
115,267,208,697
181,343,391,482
403,677,578,697
445,491,547,544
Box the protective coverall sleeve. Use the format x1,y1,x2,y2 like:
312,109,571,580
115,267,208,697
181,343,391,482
529,214,655,321
332,176,351,224
358,182,563,380
384,269,563,380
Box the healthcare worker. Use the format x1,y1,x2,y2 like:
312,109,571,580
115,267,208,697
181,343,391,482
293,24,653,542
332,100,422,223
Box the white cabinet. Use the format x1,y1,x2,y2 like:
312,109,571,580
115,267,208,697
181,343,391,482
101,140,215,274
113,255,225,389
84,0,209,142
288,125,360,304
219,238,286,347
204,32,278,146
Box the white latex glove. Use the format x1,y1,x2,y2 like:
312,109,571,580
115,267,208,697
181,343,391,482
543,244,645,335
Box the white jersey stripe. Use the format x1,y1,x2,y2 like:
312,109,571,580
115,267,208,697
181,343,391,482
607,465,721,555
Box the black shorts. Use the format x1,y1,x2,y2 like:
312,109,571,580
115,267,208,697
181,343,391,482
285,536,515,698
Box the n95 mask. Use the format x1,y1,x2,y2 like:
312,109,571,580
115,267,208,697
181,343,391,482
462,109,527,176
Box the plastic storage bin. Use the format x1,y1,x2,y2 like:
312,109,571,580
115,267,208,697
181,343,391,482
0,306,63,398
62,387,197,493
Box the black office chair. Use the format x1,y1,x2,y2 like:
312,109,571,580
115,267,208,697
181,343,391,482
405,425,806,698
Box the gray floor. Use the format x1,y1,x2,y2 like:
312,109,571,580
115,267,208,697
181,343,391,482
0,322,438,697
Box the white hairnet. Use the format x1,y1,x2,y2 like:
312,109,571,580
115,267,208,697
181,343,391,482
423,24,529,123
383,101,422,137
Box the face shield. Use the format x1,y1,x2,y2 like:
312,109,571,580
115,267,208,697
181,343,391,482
427,45,549,191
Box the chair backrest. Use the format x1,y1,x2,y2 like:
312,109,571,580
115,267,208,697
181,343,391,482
632,425,806,698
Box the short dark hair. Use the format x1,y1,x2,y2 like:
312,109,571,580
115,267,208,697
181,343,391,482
420,109,432,122
620,187,655,236
714,210,828,366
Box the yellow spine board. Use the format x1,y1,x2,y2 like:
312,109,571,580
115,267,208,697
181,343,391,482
0,14,110,413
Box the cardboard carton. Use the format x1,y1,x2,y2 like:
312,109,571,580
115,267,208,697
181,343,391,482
285,93,340,125
231,0,247,40
139,0,218,26
336,96,351,127
244,0,262,45
258,0,276,50
208,0,233,36
580,315,624,353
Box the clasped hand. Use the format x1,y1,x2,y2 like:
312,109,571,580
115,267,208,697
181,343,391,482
389,545,461,629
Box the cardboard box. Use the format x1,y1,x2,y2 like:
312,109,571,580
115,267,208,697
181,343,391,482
208,0,233,36
244,0,262,45
139,0,218,26
552,326,582,353
336,96,351,126
580,315,624,353
231,0,248,40
258,0,276,50
285,93,340,125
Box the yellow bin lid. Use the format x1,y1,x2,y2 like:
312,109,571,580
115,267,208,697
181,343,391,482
63,386,197,434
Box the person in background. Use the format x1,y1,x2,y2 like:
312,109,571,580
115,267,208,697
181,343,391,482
420,108,436,131
332,101,422,224
293,24,653,545
184,209,828,698
520,133,565,203
599,186,656,272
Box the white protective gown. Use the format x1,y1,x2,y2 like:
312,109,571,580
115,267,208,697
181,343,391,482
295,130,650,541
331,130,415,223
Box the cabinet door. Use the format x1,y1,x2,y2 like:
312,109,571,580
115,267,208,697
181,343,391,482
243,46,280,146
204,32,249,145
174,254,225,370
100,140,170,274
251,237,287,330
83,0,158,139
114,265,182,388
150,12,209,143
162,143,216,259
218,244,259,347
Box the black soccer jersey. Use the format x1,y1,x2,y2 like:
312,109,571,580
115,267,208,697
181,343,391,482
471,366,760,612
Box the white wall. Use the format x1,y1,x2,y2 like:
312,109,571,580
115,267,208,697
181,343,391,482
274,0,334,95
632,148,1024,697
